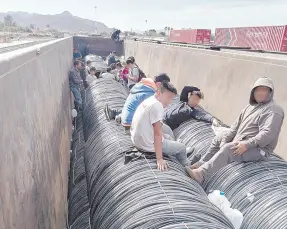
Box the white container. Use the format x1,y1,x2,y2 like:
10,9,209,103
208,190,243,229
72,109,78,118
208,190,231,211
224,208,244,229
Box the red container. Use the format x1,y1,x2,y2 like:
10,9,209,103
214,25,287,52
170,29,211,44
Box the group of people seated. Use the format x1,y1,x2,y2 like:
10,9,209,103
104,73,284,185
107,53,145,91
69,52,144,111
70,50,285,185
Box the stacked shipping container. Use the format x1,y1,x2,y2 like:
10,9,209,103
169,29,211,44
214,25,287,52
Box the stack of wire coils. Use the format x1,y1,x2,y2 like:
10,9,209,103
82,79,234,229
172,110,287,229
68,112,91,229
205,155,287,229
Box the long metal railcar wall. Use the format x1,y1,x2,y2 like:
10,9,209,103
0,38,73,229
173,118,287,229
82,78,234,229
124,40,287,160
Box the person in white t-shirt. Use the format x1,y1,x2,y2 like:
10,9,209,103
85,60,92,77
131,81,191,171
101,67,116,80
86,67,97,85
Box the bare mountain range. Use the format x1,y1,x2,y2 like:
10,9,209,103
0,11,113,33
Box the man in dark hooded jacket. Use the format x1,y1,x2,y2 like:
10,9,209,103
163,86,219,131
186,77,284,185
111,29,121,42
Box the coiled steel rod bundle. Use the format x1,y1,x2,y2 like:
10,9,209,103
174,120,215,160
171,110,287,229
68,113,91,229
83,79,233,229
204,156,287,229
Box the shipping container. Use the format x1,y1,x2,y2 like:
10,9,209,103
169,29,211,44
214,25,287,52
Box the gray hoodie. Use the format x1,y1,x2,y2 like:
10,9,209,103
222,77,284,156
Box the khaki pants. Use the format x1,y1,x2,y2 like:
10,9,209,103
201,141,264,179
200,130,226,163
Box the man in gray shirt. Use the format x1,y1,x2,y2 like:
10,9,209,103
69,61,83,110
186,77,284,185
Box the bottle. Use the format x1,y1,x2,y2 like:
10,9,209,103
208,190,243,229
208,190,231,211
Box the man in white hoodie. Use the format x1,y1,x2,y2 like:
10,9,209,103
187,77,284,184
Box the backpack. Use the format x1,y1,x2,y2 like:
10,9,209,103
134,64,146,82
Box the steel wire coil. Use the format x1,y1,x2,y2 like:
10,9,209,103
68,114,91,229
69,210,91,229
160,222,231,229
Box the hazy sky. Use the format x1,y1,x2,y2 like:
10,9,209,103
2,0,287,31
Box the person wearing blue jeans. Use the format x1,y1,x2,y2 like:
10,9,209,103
70,84,82,108
69,61,83,111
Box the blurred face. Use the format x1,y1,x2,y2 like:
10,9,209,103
156,90,176,108
188,94,201,108
155,82,162,89
254,86,270,103
90,70,96,76
127,63,134,69
75,63,82,70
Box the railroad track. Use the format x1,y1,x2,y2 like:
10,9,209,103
0,40,53,54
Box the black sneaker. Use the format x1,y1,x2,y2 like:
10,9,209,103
104,104,116,121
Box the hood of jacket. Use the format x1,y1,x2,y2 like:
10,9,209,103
249,77,274,105
130,78,157,95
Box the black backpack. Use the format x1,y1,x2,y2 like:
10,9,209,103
135,63,146,82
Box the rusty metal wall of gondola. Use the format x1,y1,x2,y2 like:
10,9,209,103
0,37,73,229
